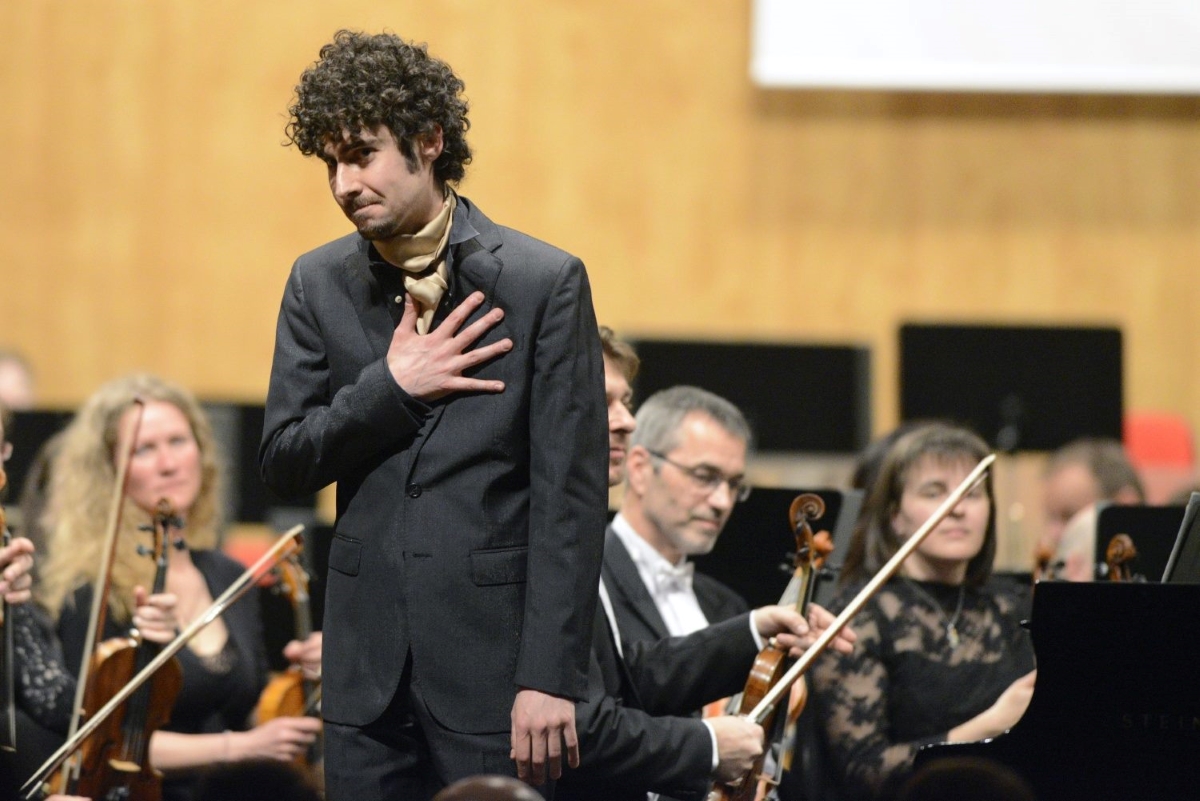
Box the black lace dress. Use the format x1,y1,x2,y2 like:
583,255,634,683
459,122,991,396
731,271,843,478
810,577,1035,801
14,601,75,733
9,601,75,783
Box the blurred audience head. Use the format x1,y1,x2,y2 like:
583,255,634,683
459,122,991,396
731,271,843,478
897,756,1037,801
433,775,544,801
193,759,321,801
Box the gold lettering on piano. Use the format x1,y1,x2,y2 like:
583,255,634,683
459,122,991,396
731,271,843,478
1120,713,1200,732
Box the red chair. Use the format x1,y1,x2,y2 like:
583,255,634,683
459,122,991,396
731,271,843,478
1123,412,1197,504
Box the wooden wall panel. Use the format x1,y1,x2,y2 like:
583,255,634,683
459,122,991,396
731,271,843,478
2,2,1198,465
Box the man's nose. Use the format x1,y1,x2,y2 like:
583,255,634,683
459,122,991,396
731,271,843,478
610,403,635,433
331,163,360,200
708,480,735,512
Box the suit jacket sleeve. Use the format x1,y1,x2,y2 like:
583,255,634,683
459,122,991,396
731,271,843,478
516,254,608,697
567,612,759,799
623,612,760,717
258,261,430,498
571,692,715,800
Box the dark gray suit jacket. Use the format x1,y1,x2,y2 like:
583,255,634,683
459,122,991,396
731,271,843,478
558,603,761,801
601,526,750,650
260,197,608,732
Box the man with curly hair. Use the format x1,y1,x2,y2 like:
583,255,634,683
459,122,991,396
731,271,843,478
261,30,608,800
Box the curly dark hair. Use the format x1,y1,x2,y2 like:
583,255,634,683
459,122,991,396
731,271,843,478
286,30,472,184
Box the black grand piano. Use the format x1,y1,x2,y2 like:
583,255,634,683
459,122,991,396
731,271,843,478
915,499,1200,801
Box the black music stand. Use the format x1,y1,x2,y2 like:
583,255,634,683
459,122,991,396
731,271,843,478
3,410,73,503
629,339,871,453
1091,503,1185,582
691,487,862,609
899,323,1122,452
1162,493,1200,583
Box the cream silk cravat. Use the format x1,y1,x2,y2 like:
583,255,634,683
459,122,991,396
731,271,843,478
389,191,457,335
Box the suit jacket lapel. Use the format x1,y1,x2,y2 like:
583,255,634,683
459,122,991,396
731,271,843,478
448,198,503,315
345,242,394,361
406,200,505,462
603,529,671,641
694,578,722,624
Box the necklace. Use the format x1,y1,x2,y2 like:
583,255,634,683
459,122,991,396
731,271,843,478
903,579,966,650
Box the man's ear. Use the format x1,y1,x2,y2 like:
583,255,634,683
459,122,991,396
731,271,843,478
417,125,444,166
626,446,654,497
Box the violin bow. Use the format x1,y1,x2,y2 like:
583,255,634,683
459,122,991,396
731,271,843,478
21,524,305,800
65,399,145,748
746,454,995,726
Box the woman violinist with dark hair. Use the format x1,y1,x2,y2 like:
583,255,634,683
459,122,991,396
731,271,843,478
810,423,1036,801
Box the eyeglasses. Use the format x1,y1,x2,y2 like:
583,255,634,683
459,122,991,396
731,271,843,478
646,450,752,502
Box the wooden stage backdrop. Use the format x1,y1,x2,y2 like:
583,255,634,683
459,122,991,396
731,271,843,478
2,2,1199,566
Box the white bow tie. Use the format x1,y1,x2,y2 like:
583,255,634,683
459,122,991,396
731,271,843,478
653,561,695,595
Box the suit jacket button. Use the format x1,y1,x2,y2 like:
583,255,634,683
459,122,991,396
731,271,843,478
406,483,423,498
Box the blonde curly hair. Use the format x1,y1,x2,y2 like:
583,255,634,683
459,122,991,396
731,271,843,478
37,374,223,622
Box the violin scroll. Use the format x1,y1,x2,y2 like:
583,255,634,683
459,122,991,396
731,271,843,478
1105,533,1138,582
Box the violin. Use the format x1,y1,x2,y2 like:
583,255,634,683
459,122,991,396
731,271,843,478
1032,543,1060,582
255,548,322,768
777,504,834,774
1104,533,1138,582
23,526,304,800
708,455,996,801
56,398,145,794
65,500,183,801
714,494,831,801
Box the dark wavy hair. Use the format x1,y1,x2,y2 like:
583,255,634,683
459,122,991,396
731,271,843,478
286,30,472,184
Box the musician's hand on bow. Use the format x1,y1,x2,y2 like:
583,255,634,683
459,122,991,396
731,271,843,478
752,603,856,657
283,631,323,681
0,535,34,604
510,687,579,785
388,291,513,401
709,715,765,782
132,585,179,644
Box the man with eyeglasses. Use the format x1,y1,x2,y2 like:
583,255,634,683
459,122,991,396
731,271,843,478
603,385,752,647
557,355,857,800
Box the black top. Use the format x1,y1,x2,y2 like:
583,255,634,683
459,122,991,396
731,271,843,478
10,601,76,784
57,549,269,801
810,576,1035,801
14,601,74,734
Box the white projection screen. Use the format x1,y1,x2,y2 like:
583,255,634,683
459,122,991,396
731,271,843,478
752,0,1200,94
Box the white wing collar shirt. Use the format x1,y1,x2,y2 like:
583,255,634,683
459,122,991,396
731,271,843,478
610,512,710,636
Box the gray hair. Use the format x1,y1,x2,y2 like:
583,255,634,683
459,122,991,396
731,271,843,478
630,385,753,454
1046,437,1145,502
